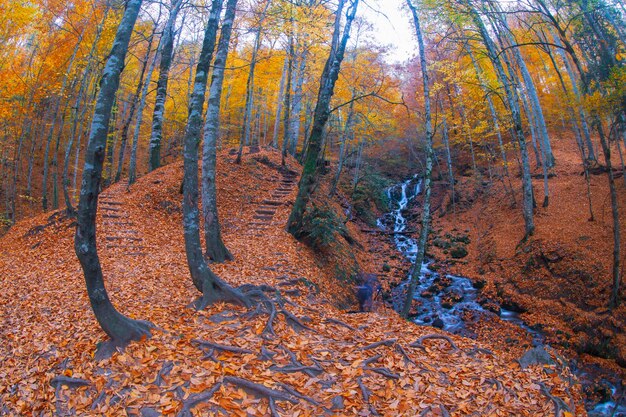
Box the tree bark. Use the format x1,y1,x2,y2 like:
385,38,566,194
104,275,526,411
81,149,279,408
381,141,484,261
74,0,153,356
148,0,183,172
466,0,535,237
181,0,248,308
201,0,238,263
402,0,434,319
287,0,359,237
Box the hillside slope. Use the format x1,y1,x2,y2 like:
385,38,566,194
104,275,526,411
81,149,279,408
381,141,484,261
0,148,584,416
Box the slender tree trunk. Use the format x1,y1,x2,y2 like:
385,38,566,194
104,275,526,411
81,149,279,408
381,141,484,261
181,0,248,308
74,0,153,357
42,35,83,211
271,57,288,148
442,116,456,218
148,0,183,172
116,33,155,183
201,0,238,262
236,0,270,163
402,0,434,319
595,118,621,309
330,96,355,196
128,36,162,185
466,1,534,237
287,0,359,236
288,40,308,156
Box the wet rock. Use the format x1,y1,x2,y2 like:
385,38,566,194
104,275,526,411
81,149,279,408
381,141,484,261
450,245,468,259
518,346,554,369
479,298,501,314
433,317,445,329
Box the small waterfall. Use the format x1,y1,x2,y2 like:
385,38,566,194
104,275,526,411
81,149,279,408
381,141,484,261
378,176,625,416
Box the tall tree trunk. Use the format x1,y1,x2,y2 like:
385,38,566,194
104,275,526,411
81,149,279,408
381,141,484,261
128,36,162,185
201,0,238,263
115,32,155,183
288,39,308,156
42,34,83,211
148,0,183,172
330,96,355,196
74,0,153,357
287,0,359,236
236,0,270,163
466,0,535,237
181,0,248,309
595,118,621,309
271,57,288,148
401,0,434,319
441,116,456,218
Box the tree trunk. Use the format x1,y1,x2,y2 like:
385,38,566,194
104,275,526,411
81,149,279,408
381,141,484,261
148,0,183,172
74,0,153,357
288,39,308,156
271,57,288,148
181,0,249,309
596,119,621,309
128,35,162,185
402,0,434,319
42,34,83,211
236,0,270,163
116,33,155,183
201,0,238,263
466,0,534,237
287,0,359,237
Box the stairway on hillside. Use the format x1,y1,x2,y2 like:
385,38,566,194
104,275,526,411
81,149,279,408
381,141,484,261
99,180,145,257
246,170,298,236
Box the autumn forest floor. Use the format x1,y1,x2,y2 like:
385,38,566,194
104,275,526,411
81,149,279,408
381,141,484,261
0,146,603,416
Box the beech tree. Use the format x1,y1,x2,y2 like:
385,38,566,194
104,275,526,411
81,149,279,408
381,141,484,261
181,0,249,308
74,0,153,357
287,0,359,236
201,0,238,262
401,0,434,319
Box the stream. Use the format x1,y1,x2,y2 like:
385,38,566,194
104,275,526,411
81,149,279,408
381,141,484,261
378,176,625,417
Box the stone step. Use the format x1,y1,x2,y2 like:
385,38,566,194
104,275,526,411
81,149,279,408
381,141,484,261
105,236,143,242
101,207,122,212
100,201,123,206
103,221,135,226
102,214,124,219
105,244,145,249
255,209,276,216
262,200,283,206
253,215,273,221
126,252,146,257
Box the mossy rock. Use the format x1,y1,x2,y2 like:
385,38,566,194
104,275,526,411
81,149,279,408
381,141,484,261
433,238,451,249
382,263,391,272
450,245,468,259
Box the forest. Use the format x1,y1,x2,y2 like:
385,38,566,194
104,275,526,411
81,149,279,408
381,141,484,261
0,0,625,415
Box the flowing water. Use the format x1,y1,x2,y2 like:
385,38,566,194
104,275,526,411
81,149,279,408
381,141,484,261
378,177,625,416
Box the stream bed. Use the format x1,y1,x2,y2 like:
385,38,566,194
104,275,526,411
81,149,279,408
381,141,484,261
378,177,625,416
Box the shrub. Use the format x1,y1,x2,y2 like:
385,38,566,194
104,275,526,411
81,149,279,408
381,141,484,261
300,205,348,250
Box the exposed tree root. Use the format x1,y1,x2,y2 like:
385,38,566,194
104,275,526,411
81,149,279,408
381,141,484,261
360,338,397,351
419,406,432,416
95,317,154,360
154,361,173,386
466,347,494,357
275,382,320,405
258,346,277,362
192,339,253,355
395,344,415,365
538,381,570,417
177,382,222,417
223,376,299,404
50,376,91,389
357,376,372,402
270,364,324,376
362,354,382,367
409,334,459,352
440,404,451,417
280,309,313,332
364,367,400,380
484,378,503,391
324,317,356,331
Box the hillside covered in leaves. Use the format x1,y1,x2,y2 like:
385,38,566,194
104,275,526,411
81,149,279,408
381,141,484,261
0,149,585,416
